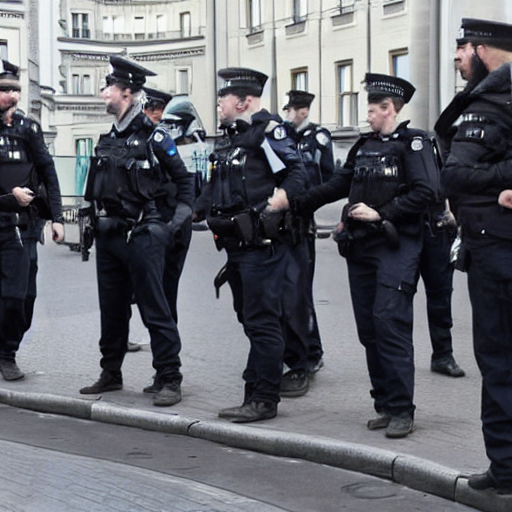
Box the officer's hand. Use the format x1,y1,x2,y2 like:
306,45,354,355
348,203,381,222
12,187,35,207
498,189,512,209
51,222,65,243
267,188,289,211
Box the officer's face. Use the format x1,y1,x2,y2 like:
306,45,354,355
101,84,127,116
286,107,309,127
455,43,475,80
0,87,20,113
144,106,164,123
367,100,395,133
217,94,240,124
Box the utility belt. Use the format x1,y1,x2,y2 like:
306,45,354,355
333,204,399,257
94,216,134,236
0,211,32,231
207,206,293,250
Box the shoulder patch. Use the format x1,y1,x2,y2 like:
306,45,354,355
151,128,177,156
271,125,287,141
316,131,330,146
411,137,424,151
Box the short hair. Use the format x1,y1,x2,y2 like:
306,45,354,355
367,92,404,114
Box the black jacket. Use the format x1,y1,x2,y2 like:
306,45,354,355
0,111,63,224
441,63,512,240
299,121,439,235
195,109,306,220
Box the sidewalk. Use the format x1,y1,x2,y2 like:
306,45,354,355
0,207,510,512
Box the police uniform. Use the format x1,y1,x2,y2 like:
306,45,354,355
0,60,63,380
441,19,512,492
298,74,439,437
195,68,306,422
279,90,334,395
158,94,206,324
80,56,194,406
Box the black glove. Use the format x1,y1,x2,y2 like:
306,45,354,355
167,202,193,238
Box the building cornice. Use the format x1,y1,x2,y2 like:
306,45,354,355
60,47,206,62
57,35,204,47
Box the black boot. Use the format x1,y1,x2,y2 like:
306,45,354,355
80,370,122,394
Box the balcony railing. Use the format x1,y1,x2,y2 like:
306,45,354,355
71,26,206,41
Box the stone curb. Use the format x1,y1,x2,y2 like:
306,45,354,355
1,388,511,512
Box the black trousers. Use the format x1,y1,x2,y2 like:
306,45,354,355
466,235,512,485
226,242,290,405
95,223,182,383
417,225,455,361
164,218,192,324
347,232,422,416
0,227,30,360
282,235,323,372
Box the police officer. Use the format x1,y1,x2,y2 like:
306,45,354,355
295,74,439,438
125,85,174,353
79,56,195,407
194,67,305,422
0,60,64,381
142,86,172,124
441,18,512,494
278,90,334,396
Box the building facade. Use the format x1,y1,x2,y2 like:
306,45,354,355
3,0,511,188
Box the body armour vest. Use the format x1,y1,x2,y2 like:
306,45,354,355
349,134,407,209
209,122,279,217
0,123,37,195
85,117,162,219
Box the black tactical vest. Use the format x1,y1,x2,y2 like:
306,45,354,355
85,127,162,219
0,130,37,194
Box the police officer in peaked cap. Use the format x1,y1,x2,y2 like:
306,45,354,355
142,86,172,124
278,89,335,398
440,18,512,495
80,55,195,407
0,59,64,381
294,73,440,438
194,67,306,422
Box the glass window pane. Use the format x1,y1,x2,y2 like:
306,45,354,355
393,53,410,81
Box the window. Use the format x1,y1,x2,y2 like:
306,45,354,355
82,75,91,95
337,61,357,127
156,14,166,38
0,41,7,60
293,0,308,22
248,0,262,31
72,13,90,38
71,74,92,95
390,50,410,80
339,0,355,13
134,16,145,40
71,74,80,95
102,16,113,38
180,12,191,38
177,69,189,94
113,16,124,40
291,69,308,91
75,138,93,196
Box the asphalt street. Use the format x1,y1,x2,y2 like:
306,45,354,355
0,201,509,512
0,406,478,512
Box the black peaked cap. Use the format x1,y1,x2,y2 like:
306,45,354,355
457,18,512,51
364,73,415,103
217,67,268,97
106,55,157,92
284,90,315,109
